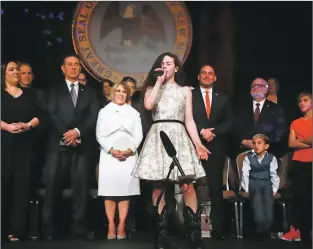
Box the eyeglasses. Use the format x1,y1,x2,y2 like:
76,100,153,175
78,79,86,82
251,84,268,89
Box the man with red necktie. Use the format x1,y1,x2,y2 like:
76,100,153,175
192,64,234,240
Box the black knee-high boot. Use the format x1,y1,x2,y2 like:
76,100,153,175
183,206,204,249
154,205,169,249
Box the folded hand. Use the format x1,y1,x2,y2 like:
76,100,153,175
112,149,126,161
63,129,79,144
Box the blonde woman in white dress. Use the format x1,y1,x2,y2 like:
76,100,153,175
96,82,143,240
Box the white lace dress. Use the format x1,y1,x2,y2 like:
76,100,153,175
132,83,206,182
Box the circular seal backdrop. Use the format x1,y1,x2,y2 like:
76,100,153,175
72,1,193,88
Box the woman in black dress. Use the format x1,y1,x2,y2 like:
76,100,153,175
1,61,40,242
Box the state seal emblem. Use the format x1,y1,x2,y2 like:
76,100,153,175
72,1,192,88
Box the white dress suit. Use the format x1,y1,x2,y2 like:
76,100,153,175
96,102,143,196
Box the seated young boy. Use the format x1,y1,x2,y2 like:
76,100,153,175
241,134,280,239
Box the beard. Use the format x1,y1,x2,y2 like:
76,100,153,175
251,92,266,99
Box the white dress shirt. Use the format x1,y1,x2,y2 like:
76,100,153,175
200,87,213,109
241,150,280,194
65,79,80,137
65,80,79,96
253,98,266,113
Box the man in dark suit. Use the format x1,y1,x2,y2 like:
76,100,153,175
232,78,286,158
192,65,234,239
41,55,100,240
18,62,49,196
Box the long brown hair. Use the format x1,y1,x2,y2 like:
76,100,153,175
1,61,20,89
143,52,186,92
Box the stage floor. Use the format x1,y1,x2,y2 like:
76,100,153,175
2,234,311,249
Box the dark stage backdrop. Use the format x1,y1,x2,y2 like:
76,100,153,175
1,1,312,109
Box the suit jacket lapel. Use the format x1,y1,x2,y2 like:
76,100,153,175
250,101,255,124
60,83,75,111
257,100,270,123
210,89,219,119
195,87,207,118
75,84,86,110
195,87,220,120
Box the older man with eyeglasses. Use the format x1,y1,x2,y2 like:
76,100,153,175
231,78,287,159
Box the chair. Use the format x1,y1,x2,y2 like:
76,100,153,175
222,157,240,239
194,157,241,239
237,151,292,238
235,151,249,239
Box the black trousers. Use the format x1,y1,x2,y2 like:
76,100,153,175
200,155,225,234
42,151,89,236
1,141,32,238
290,161,312,237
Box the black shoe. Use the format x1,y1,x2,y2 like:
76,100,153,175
183,206,204,249
211,231,225,241
42,225,54,241
71,232,89,241
42,235,54,241
87,231,96,241
155,205,169,249
255,226,270,241
256,230,266,241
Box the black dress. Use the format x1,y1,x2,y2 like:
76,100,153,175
1,88,39,239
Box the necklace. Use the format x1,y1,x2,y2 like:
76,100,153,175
7,87,19,98
13,88,19,98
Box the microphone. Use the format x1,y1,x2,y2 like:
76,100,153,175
153,70,164,77
160,131,186,178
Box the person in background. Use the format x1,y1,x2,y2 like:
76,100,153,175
280,92,312,243
267,78,279,104
121,76,152,139
1,61,40,242
19,62,34,88
18,62,45,103
121,76,136,102
96,82,142,240
102,79,114,106
266,77,293,174
121,76,153,231
78,72,87,86
241,134,279,240
18,62,49,200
